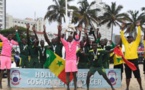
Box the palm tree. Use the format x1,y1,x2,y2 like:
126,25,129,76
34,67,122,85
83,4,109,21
142,7,145,11
99,2,126,39
141,7,145,29
44,0,74,24
124,10,145,35
74,0,100,28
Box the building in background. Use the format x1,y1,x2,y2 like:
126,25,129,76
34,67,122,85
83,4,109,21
6,14,57,42
90,0,112,40
6,14,35,29
35,18,44,32
80,0,112,41
0,0,6,29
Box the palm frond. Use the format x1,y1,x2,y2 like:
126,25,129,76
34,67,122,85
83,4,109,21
141,7,145,11
115,5,123,15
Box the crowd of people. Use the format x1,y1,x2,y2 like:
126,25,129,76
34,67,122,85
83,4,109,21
0,21,144,90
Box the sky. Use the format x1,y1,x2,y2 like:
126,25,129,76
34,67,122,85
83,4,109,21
6,0,145,34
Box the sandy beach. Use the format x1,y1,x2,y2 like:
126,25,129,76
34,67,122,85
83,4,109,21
1,64,145,90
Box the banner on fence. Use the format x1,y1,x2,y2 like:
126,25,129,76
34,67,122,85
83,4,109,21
10,68,121,88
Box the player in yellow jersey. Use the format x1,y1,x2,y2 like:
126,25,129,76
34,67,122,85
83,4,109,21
110,40,124,80
120,22,143,90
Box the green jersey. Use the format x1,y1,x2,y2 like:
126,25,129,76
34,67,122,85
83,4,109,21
38,46,47,68
88,49,110,68
50,43,63,57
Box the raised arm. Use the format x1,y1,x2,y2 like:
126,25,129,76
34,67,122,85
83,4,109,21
78,26,82,40
73,25,82,41
120,23,128,45
57,24,62,43
84,29,90,45
60,36,67,46
96,28,101,44
26,24,30,45
135,21,141,44
15,25,21,43
0,34,6,41
91,28,96,41
43,25,51,45
32,25,39,46
32,25,39,41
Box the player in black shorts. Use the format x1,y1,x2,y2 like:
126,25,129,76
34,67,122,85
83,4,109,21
120,22,143,90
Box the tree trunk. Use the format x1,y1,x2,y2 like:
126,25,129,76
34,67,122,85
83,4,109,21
111,24,113,40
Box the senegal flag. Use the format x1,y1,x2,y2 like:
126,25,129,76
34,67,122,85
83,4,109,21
44,49,73,84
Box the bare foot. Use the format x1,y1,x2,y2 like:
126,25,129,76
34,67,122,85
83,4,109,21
67,87,70,90
0,86,2,89
0,84,2,89
125,88,129,90
140,87,143,90
8,85,10,88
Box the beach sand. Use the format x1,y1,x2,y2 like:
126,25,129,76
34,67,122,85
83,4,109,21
1,64,145,90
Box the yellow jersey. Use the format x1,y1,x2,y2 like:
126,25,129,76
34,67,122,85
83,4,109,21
120,26,141,60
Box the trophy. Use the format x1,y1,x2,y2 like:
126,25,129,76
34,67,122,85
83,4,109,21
67,9,76,32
